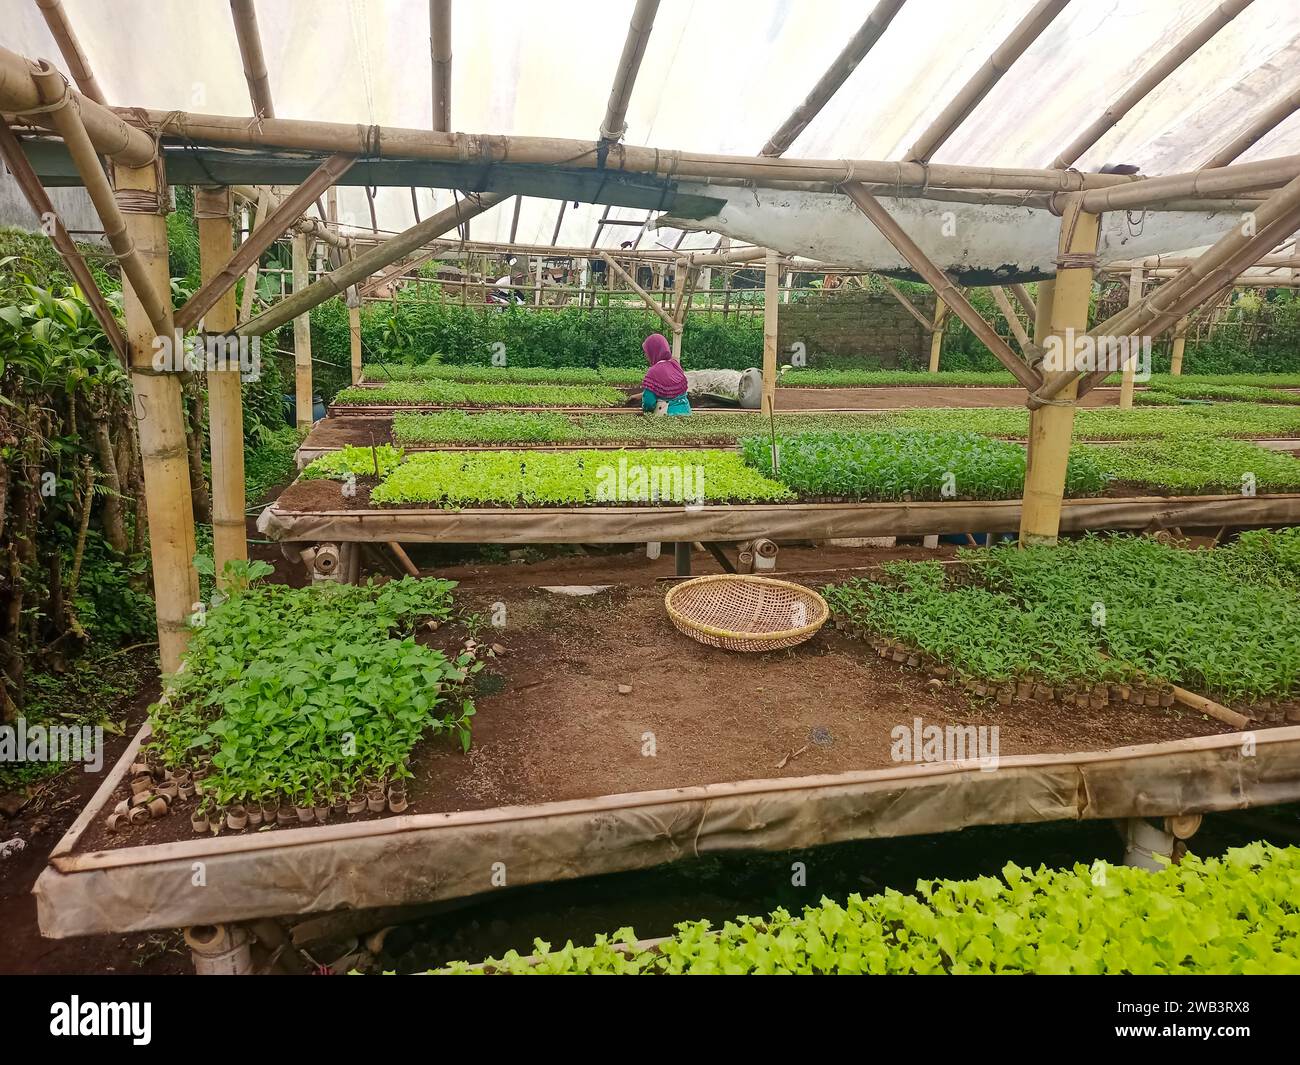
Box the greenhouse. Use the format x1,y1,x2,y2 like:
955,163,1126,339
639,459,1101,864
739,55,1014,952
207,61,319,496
1,0,1299,999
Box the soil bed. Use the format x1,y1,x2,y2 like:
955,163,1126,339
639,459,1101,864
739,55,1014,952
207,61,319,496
76,583,1234,854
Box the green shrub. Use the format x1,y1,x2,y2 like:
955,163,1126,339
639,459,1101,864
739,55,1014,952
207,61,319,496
334,381,627,408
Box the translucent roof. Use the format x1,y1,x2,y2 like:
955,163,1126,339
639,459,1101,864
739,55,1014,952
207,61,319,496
8,0,1300,252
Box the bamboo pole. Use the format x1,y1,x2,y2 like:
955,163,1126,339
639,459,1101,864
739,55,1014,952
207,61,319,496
347,287,362,385
1119,267,1142,408
429,0,452,133
843,184,1040,391
1010,283,1036,323
1048,0,1254,169
1077,153,1297,213
927,299,947,372
1202,80,1300,168
230,0,275,118
1019,198,1098,546
904,0,1068,163
238,186,272,323
601,0,659,141
34,0,106,104
239,192,504,336
0,116,126,362
762,249,779,415
597,251,674,328
291,232,313,430
115,162,199,674
1169,315,1188,375
989,285,1030,351
760,0,905,156
876,275,936,333
195,187,248,577
176,155,355,331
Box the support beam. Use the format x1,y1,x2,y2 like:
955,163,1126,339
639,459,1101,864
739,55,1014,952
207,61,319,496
195,187,248,577
1019,197,1099,547
429,0,452,133
904,0,1068,163
238,186,273,324
1119,267,1142,408
989,285,1031,351
116,162,199,674
35,0,106,104
928,298,947,372
600,0,659,142
176,154,355,331
760,0,906,156
1077,153,1297,213
1169,315,1188,375
0,116,126,362
230,0,275,119
762,249,779,414
1202,80,1300,168
876,275,937,333
843,184,1040,391
239,193,504,336
1048,0,1254,168
1010,283,1036,323
597,250,674,328
291,231,313,430
347,286,362,384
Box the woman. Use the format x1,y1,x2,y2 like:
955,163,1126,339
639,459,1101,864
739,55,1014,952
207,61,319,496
639,333,691,415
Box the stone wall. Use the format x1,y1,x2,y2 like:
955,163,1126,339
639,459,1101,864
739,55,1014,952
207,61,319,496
776,287,931,368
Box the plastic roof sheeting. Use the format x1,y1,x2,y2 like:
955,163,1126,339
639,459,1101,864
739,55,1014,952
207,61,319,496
6,0,1300,252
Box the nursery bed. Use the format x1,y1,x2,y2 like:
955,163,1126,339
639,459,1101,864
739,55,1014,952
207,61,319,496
34,584,1300,938
260,488,1300,545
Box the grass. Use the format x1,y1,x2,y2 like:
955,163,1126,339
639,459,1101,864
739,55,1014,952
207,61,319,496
1081,438,1300,494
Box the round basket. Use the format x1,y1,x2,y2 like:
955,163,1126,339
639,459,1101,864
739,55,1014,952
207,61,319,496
664,574,830,652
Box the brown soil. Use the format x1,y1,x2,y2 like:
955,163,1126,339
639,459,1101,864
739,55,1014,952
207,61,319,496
76,580,1234,854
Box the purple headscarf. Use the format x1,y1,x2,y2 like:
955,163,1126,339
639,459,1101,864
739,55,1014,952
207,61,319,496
641,333,688,398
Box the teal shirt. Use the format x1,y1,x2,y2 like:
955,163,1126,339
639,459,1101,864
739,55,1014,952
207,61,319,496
642,390,691,415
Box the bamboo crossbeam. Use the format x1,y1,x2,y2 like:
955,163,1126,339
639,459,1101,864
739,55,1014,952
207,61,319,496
0,46,153,165
176,154,355,331
1076,153,1297,214
120,107,1147,194
760,0,905,157
601,0,659,142
843,184,1039,391
429,0,452,133
762,249,778,412
1202,80,1300,168
239,192,504,336
904,0,1068,163
1009,282,1036,322
988,285,1030,350
230,0,275,119
238,187,272,324
597,251,674,328
875,275,935,333
0,115,126,362
35,0,106,104
1048,0,1254,169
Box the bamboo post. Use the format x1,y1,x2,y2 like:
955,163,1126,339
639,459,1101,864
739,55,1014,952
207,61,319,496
116,163,199,673
1169,315,1188,375
1019,198,1099,547
291,231,313,430
928,298,947,372
1119,267,1142,408
762,249,779,415
35,0,106,103
1010,283,1037,323
195,187,248,577
347,286,362,384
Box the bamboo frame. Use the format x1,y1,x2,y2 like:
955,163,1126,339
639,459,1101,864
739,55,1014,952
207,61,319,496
291,232,313,430
1077,153,1297,213
988,285,1030,351
347,287,362,385
1202,80,1300,168
238,186,273,324
927,299,947,372
904,0,1068,163
239,192,505,336
843,184,1040,391
759,0,905,156
230,0,275,119
762,248,779,414
0,115,126,362
34,0,106,104
196,187,248,576
875,275,935,333
597,251,674,328
1119,266,1142,409
1010,283,1036,322
1170,315,1189,375
429,0,452,133
1019,196,1098,546
601,0,659,142
176,154,355,331
1048,0,1253,168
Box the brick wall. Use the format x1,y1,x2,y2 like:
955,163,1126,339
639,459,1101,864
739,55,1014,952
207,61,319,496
776,288,930,368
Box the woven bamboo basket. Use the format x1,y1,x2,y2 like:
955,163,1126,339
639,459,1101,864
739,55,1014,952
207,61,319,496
664,574,829,652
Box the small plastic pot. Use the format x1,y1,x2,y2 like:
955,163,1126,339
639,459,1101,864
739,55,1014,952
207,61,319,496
261,802,280,824
295,806,315,825
147,796,170,819
346,796,367,816
366,788,386,814
128,805,151,826
190,811,209,834
173,769,193,786
314,805,330,824
387,787,408,814
129,790,154,808
113,799,129,817
129,773,153,796
225,804,248,831
331,802,347,818
105,812,127,833
276,807,296,826
129,761,151,777
177,781,196,800
157,780,179,801
246,807,264,827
